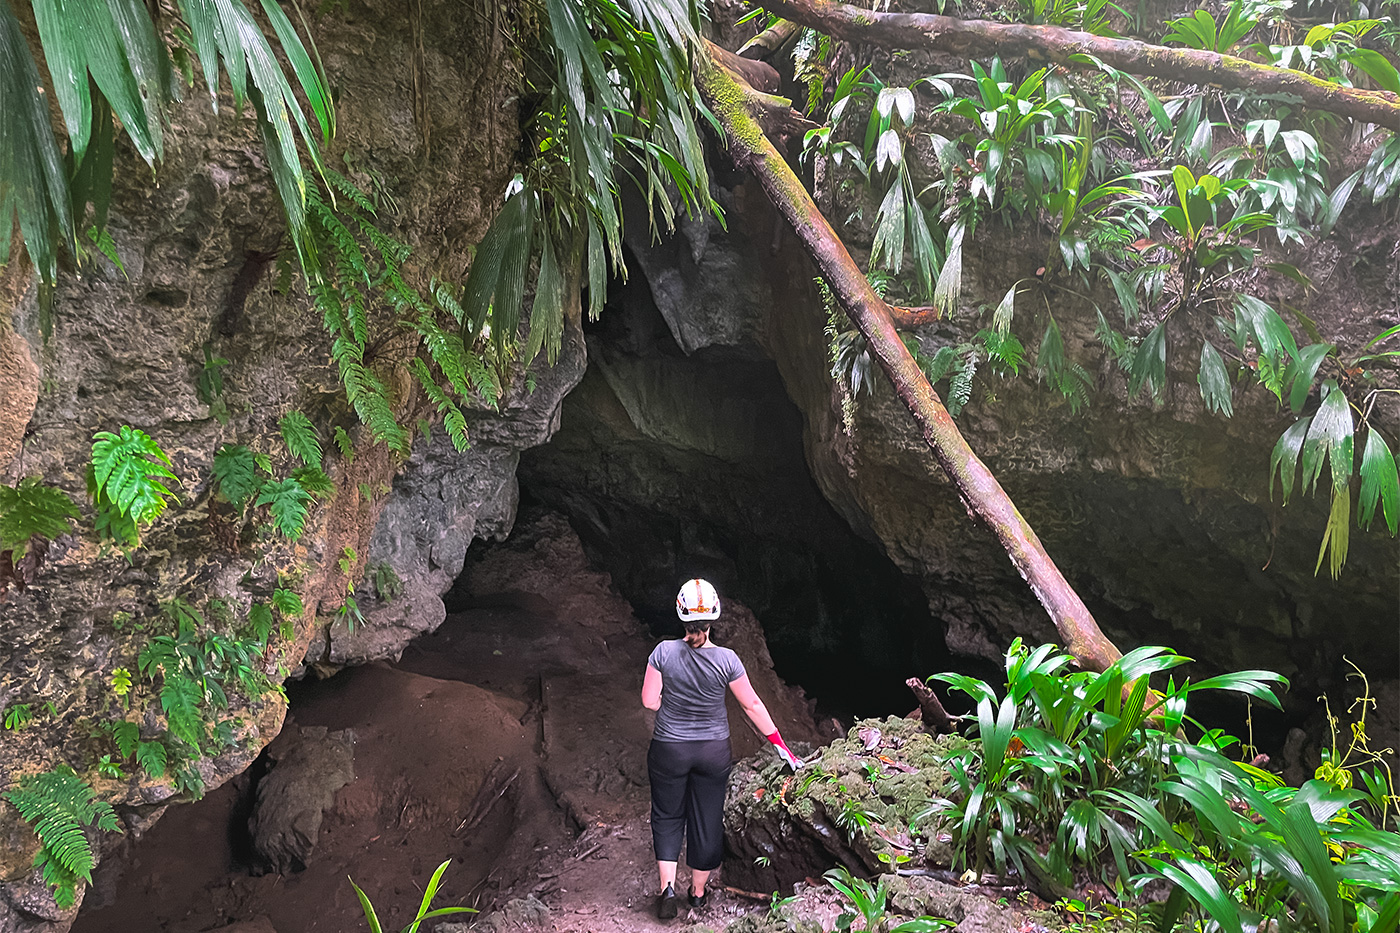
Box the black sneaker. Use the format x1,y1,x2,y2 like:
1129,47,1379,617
657,883,678,920
689,888,710,911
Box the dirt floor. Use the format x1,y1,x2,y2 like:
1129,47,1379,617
72,513,831,933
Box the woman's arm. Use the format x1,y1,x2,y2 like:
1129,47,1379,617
730,674,801,768
727,674,776,734
642,664,663,711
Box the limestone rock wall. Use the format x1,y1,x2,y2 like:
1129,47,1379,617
0,3,575,928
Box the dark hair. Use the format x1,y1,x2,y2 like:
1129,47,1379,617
683,620,712,635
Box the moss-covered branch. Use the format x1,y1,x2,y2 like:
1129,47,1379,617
695,51,1123,672
755,0,1400,128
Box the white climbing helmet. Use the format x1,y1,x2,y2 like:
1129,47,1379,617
676,578,721,622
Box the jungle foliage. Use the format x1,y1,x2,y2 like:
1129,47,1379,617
784,0,1400,576
924,641,1399,933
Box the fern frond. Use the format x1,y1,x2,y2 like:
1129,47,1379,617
416,314,471,396
272,587,304,616
0,477,79,556
110,721,139,758
279,411,323,469
89,426,178,529
246,602,274,644
135,741,166,778
160,675,206,750
290,466,333,498
332,426,354,462
948,351,976,417
3,766,122,896
212,445,262,510
254,477,313,540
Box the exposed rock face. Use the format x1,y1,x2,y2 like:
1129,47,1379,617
307,322,587,671
247,725,356,875
0,2,573,928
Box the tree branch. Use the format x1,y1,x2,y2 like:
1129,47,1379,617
695,54,1123,672
756,0,1400,128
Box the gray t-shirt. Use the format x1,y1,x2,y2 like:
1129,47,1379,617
648,639,746,742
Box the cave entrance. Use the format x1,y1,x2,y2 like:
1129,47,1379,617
505,250,952,721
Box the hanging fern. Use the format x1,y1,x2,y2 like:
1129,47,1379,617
88,426,178,546
948,351,977,417
0,478,79,556
278,410,322,469
3,766,122,909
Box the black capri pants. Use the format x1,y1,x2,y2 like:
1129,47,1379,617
647,737,732,871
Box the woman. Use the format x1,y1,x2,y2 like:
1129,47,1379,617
641,578,801,920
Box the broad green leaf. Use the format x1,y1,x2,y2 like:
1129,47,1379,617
1359,428,1400,535
1287,343,1333,413
1271,416,1312,503
1198,341,1233,416
1345,48,1400,94
1128,322,1167,399
1301,380,1354,496
1188,670,1287,708
1141,857,1243,933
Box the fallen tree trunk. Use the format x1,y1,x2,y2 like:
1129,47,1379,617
754,0,1400,129
696,50,1123,672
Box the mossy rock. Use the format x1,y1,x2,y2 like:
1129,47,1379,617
724,716,967,891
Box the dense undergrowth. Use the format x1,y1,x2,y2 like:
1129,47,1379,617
734,641,1399,933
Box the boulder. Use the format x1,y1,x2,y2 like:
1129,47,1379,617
247,726,355,875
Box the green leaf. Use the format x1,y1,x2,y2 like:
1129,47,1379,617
160,675,206,749
1345,47,1400,94
1287,343,1333,413
1197,342,1232,417
1129,323,1167,399
1278,800,1344,933
211,444,261,509
0,477,79,555
89,425,178,536
350,876,385,933
3,766,123,896
1301,380,1354,496
254,476,312,540
1187,670,1287,708
246,602,274,643
279,410,322,469
135,739,166,778
271,587,303,617
1358,428,1399,535
111,720,139,758
1140,857,1243,933
0,0,76,282
1271,416,1312,504
332,425,354,462
290,466,333,498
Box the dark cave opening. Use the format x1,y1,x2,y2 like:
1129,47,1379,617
492,250,958,723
